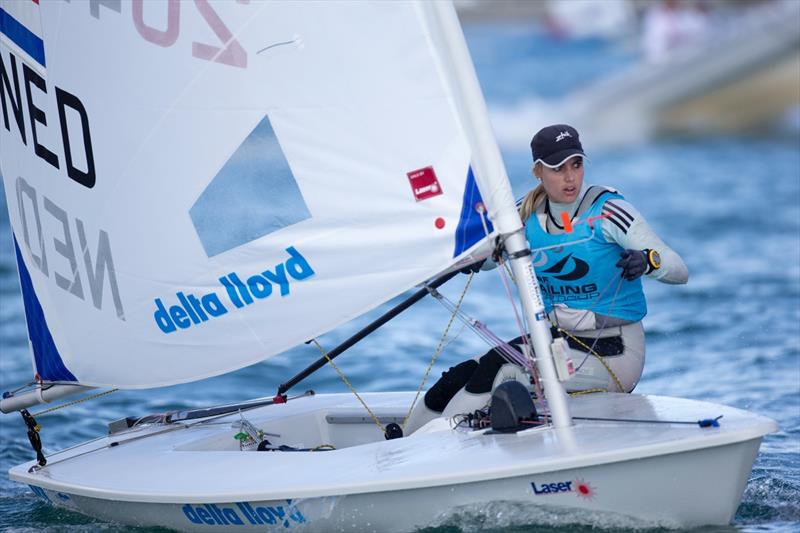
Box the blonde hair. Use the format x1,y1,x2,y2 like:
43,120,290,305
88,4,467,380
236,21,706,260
518,163,547,223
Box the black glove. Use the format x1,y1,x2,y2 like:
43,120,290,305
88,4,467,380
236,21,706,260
616,249,647,281
459,258,485,274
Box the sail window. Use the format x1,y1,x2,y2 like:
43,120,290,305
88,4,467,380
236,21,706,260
190,115,310,257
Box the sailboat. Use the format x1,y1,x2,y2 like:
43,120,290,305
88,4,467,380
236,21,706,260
0,1,776,531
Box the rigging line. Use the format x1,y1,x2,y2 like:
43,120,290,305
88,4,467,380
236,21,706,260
531,226,613,331
476,201,491,239
426,279,541,388
403,272,475,429
441,320,469,352
568,388,608,396
569,273,626,381
546,270,628,393
472,324,530,369
475,205,534,369
562,264,625,332
495,255,544,401
531,226,597,253
30,392,313,471
495,264,547,421
31,388,119,417
580,273,626,366
4,380,92,400
477,205,546,409
465,205,532,369
5,381,41,396
277,270,460,397
571,415,723,427
27,423,191,473
310,339,385,433
427,290,527,367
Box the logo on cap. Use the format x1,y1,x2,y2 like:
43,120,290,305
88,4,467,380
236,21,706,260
555,131,572,143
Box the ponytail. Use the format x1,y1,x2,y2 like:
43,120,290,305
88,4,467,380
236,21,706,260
518,183,547,223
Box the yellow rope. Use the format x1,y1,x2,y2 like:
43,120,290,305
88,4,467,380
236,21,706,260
31,388,119,417
553,327,626,393
402,272,474,429
312,273,475,435
311,339,387,433
569,388,608,396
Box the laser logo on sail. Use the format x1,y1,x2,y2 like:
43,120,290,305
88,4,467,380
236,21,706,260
407,166,443,202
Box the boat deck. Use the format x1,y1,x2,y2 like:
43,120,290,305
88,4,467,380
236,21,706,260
11,392,776,503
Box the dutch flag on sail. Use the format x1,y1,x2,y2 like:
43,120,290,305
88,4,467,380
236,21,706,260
0,0,45,71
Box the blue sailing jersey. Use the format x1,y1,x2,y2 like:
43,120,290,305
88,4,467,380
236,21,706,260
525,191,647,321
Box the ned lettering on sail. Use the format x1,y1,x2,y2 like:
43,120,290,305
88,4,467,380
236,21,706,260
14,176,126,321
1,49,96,189
153,247,315,334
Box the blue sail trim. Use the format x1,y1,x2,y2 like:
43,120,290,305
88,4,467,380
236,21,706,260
13,237,77,382
453,166,493,258
0,7,46,68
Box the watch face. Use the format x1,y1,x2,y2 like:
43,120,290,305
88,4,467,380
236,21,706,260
649,250,662,268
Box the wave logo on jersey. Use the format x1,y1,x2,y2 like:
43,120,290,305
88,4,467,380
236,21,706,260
542,252,589,281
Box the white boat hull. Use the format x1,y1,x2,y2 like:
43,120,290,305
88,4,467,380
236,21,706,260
11,392,776,531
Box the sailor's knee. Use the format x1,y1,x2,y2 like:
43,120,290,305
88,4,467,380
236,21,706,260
424,359,479,412
464,350,507,394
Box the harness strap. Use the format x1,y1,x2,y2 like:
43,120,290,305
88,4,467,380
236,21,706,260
555,328,626,393
551,327,624,357
542,185,618,234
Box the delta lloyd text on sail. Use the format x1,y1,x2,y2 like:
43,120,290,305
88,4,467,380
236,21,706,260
153,247,315,334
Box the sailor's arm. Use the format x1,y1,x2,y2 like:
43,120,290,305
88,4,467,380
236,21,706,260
601,199,688,284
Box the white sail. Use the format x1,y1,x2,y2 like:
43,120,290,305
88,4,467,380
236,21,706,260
0,1,503,388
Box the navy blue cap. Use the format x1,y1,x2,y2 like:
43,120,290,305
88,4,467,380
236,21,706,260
531,124,585,167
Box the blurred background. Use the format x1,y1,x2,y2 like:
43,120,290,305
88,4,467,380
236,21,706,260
1,1,798,532
456,0,800,147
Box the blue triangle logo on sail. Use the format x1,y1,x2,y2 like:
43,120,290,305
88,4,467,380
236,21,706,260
13,236,77,382
453,166,493,257
190,115,310,257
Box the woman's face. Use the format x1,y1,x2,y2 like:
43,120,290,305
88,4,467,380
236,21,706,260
535,156,584,204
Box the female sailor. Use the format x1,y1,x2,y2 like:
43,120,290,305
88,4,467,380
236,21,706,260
406,124,688,433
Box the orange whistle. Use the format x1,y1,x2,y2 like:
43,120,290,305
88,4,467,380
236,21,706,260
561,211,573,233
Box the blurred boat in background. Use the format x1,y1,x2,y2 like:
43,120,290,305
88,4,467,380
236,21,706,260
566,0,800,144
457,0,800,146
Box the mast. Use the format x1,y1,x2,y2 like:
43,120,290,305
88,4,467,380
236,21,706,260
424,1,572,427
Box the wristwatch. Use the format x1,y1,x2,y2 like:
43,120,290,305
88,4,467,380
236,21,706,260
643,249,661,274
